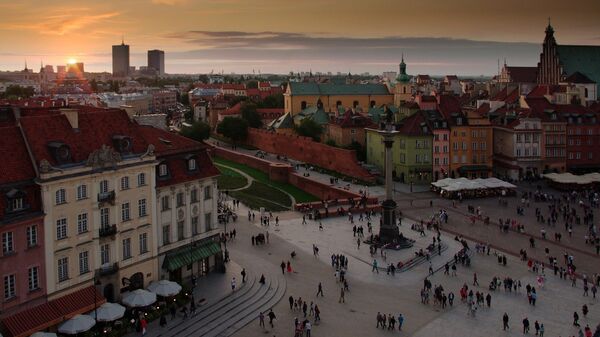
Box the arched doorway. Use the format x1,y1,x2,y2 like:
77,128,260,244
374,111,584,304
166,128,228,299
103,284,115,303
129,272,144,291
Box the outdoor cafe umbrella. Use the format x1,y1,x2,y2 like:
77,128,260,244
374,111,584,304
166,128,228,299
89,302,126,322
147,280,182,297
58,315,96,335
30,332,58,337
121,289,157,308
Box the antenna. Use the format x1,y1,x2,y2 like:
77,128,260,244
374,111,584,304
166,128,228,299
121,34,125,45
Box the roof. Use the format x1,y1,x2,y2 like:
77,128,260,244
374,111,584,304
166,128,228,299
437,95,462,119
526,84,565,98
505,66,538,83
288,83,390,96
333,110,374,128
556,45,600,92
565,71,595,84
491,87,519,103
220,102,242,116
0,126,36,185
1,286,106,337
397,111,431,137
268,112,294,129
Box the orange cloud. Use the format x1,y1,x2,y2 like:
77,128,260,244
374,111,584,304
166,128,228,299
151,0,188,5
9,11,120,35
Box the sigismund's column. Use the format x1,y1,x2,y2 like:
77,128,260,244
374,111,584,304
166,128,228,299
378,122,400,244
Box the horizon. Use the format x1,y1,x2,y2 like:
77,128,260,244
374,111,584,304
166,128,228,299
0,0,599,75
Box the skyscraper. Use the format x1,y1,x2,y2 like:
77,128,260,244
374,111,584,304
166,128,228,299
112,40,130,77
147,49,165,75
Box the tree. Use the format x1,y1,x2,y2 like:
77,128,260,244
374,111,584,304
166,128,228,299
2,85,34,99
295,119,323,141
180,121,211,142
346,141,366,162
246,80,258,89
217,117,248,144
258,93,284,108
241,102,262,128
89,79,98,92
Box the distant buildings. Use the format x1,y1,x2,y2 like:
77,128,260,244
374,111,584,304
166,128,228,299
148,50,165,75
112,41,130,77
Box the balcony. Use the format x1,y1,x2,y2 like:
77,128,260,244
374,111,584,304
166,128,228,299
96,262,119,277
97,191,116,205
99,224,117,238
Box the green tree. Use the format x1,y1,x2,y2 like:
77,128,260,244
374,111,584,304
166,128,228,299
246,80,258,89
241,102,262,128
180,121,211,141
3,85,34,99
346,141,366,162
217,117,249,144
325,139,337,147
197,74,209,84
258,93,284,108
295,119,323,141
89,79,98,92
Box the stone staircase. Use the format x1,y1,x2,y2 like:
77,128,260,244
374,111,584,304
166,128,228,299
152,271,286,337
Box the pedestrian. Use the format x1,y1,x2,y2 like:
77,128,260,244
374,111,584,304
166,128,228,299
268,309,276,328
372,259,379,273
448,292,454,306
376,312,382,328
539,323,544,337
397,313,404,331
317,282,324,297
573,311,580,327
486,293,491,307
231,277,236,292
534,320,540,335
287,261,292,273
280,261,286,275
159,313,167,327
503,312,509,331
170,304,177,320
289,295,294,310
241,268,246,283
523,317,530,334
339,287,345,303
140,317,147,336
357,237,361,249
305,320,312,337
303,301,307,317
258,311,265,328
473,273,479,286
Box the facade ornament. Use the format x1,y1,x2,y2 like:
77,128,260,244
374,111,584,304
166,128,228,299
140,144,155,159
86,144,122,170
39,159,63,173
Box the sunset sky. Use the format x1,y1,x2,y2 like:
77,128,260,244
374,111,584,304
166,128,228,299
0,0,599,75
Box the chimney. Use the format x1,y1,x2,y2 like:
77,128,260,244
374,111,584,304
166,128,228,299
60,108,79,129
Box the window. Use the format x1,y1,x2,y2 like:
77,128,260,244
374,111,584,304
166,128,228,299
569,152,574,160
100,208,110,227
589,152,593,160
399,139,406,149
100,244,110,265
204,186,212,200
516,148,522,157
79,251,89,275
2,232,14,255
188,159,197,171
191,216,199,235
472,142,477,150
443,145,448,153
415,154,421,163
576,139,581,146
137,173,146,187
55,189,66,205
77,213,88,234
176,193,184,207
26,225,38,247
177,221,184,241
122,238,132,260
121,202,130,221
4,274,15,299
159,164,168,177
161,195,170,211
99,180,109,194
191,189,198,203
434,146,439,153
461,155,467,163
139,233,148,254
576,152,581,159
56,218,67,240
28,266,39,291
452,155,458,164
138,199,147,217
568,139,574,146
57,257,68,282
452,142,458,151
205,213,212,232
434,158,440,165
480,142,486,149
399,153,405,164
10,198,24,211
443,157,449,165
516,134,523,143
77,185,87,200
120,176,130,190
443,134,448,141
162,225,170,245
462,142,467,150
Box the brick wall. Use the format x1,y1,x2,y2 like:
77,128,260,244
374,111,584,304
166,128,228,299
245,128,374,182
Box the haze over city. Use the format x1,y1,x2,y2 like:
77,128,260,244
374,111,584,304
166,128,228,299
0,0,599,75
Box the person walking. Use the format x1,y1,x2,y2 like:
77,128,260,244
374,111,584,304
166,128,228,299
289,295,294,310
357,237,361,249
241,268,246,283
573,311,580,327
486,293,491,307
268,309,276,328
231,277,236,292
305,320,312,337
140,317,148,336
503,312,509,331
159,313,167,327
397,313,404,331
448,292,454,306
372,259,379,273
258,311,265,329
539,323,544,337
280,261,286,275
339,287,345,303
473,273,479,286
523,317,530,334
317,282,324,297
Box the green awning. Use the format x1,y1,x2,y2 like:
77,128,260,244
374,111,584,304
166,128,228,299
162,241,222,272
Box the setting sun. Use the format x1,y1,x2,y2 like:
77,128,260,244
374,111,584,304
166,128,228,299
67,58,77,65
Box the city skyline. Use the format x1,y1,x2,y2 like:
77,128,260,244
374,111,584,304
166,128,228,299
0,0,599,75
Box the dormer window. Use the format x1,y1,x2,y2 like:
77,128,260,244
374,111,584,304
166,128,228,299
188,158,197,171
47,141,71,164
5,189,27,213
456,117,463,125
112,135,133,154
158,163,169,177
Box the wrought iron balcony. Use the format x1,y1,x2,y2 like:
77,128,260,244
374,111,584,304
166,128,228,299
96,262,119,277
99,224,117,238
97,191,116,205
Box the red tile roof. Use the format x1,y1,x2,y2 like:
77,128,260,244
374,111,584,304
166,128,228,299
565,71,595,84
491,87,519,103
220,102,242,116
437,95,462,119
0,126,36,185
258,82,271,88
505,66,538,83
1,286,105,337
397,111,431,136
526,85,566,98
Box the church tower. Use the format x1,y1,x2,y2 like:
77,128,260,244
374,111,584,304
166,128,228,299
394,55,412,106
537,19,562,84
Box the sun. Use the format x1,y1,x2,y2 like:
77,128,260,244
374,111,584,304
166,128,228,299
67,58,77,65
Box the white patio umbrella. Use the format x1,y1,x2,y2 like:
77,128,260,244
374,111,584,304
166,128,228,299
121,289,157,307
30,332,58,337
89,302,126,322
147,280,182,297
58,315,95,335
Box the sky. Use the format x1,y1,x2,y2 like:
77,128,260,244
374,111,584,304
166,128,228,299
0,0,599,76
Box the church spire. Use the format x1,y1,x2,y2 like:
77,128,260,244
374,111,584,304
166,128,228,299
545,17,554,35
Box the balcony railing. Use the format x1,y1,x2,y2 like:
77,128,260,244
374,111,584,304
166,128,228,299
97,191,116,205
99,224,117,238
96,262,119,277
